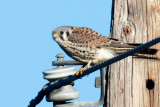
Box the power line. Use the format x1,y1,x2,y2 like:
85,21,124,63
28,37,160,107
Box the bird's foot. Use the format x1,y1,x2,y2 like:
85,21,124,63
75,68,85,76
75,66,89,77
75,60,91,77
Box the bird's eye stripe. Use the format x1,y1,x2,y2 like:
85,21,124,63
66,31,69,36
60,35,63,40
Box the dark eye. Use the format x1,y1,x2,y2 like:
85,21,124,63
59,31,64,35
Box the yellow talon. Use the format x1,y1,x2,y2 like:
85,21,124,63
75,60,92,76
75,68,85,76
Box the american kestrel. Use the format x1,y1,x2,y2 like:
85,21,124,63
52,26,158,76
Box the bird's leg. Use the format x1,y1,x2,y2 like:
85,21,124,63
75,60,92,76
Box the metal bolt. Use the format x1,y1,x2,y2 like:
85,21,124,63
56,54,65,68
95,77,101,88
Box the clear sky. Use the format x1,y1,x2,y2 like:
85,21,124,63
0,0,112,107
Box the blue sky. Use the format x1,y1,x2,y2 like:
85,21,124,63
0,0,112,107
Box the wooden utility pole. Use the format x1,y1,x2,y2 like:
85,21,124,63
105,0,160,107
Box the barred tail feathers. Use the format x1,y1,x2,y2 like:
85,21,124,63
113,43,160,59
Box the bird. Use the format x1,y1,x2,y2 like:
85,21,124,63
52,26,159,76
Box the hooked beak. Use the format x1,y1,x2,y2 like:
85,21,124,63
52,32,58,39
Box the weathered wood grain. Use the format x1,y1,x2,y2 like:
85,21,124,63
105,0,160,107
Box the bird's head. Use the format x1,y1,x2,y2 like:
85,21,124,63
52,26,71,42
